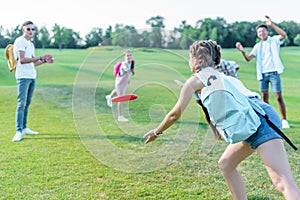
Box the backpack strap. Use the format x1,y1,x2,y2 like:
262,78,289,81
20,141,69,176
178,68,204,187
248,98,297,150
257,111,297,150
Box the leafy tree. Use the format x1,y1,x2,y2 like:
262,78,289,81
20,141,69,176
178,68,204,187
210,27,218,42
51,23,67,49
5,24,22,44
38,26,50,49
146,16,165,48
112,24,139,47
283,36,290,46
279,21,300,46
172,21,198,49
294,34,300,46
85,27,103,47
1,16,300,49
64,29,82,48
101,26,112,46
0,25,9,47
138,30,151,48
196,17,229,46
181,27,198,49
230,21,257,47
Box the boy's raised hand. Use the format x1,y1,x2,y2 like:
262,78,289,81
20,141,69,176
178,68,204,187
265,15,273,26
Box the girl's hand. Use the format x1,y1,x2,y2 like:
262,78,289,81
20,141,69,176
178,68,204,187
121,63,129,72
143,129,161,144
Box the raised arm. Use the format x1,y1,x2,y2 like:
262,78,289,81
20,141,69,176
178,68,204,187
265,15,286,40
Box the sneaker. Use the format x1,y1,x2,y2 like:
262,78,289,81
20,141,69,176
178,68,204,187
105,95,112,108
22,128,39,135
118,116,129,122
282,120,290,129
12,131,23,142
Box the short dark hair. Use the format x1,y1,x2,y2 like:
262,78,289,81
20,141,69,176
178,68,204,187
22,21,34,27
256,23,268,31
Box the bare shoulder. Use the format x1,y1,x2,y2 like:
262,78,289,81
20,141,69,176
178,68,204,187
186,75,205,92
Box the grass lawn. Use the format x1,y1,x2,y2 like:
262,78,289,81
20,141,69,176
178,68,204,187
0,46,299,199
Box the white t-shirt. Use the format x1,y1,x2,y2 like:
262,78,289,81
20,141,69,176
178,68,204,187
13,36,37,79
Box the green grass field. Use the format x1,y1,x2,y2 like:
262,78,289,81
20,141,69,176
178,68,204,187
0,46,299,199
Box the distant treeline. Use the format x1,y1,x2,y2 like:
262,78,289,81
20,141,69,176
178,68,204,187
1,16,300,49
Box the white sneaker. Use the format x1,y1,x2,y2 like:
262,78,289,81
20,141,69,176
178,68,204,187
105,95,112,108
282,120,290,129
12,131,23,142
118,116,129,122
22,128,39,135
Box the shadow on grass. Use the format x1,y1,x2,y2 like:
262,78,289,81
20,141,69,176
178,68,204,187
22,133,79,140
175,121,209,127
79,134,147,143
78,133,186,144
107,134,145,143
289,120,300,128
22,132,185,144
248,196,273,200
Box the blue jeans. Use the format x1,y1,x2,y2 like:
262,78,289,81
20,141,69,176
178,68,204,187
16,79,36,132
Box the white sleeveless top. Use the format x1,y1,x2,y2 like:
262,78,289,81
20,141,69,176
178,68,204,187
194,67,261,143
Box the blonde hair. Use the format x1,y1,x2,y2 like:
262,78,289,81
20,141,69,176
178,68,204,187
189,40,221,72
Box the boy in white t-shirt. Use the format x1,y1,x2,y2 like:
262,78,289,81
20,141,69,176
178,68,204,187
12,21,55,142
235,16,289,128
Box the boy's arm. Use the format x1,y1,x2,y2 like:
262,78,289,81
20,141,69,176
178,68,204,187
265,16,286,40
235,42,254,62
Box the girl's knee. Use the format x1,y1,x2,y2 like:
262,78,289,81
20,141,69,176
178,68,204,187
218,157,232,173
270,176,299,195
270,176,283,191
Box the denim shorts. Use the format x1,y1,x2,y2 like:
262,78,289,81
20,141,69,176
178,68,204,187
244,98,282,149
259,71,282,93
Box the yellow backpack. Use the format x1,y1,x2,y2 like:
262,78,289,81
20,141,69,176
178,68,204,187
4,44,17,72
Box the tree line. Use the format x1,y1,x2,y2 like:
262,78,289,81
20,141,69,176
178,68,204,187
1,16,300,50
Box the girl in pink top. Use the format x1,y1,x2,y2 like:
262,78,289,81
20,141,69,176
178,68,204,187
106,50,135,122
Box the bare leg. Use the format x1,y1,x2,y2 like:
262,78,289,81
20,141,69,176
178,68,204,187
218,142,255,200
109,89,117,97
105,89,116,108
117,102,123,117
257,139,300,199
274,92,287,120
262,91,269,104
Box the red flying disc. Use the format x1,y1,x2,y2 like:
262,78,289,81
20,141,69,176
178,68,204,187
112,94,138,102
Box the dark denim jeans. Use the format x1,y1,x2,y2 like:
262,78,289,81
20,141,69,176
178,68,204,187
16,78,35,132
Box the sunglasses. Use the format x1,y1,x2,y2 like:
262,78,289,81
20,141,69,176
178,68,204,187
26,28,35,31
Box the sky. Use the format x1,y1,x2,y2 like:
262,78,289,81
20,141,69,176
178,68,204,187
1,0,300,38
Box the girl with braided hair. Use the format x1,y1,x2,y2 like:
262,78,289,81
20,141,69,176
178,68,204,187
144,40,300,199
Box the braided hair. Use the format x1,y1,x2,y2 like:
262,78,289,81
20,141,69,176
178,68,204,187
189,40,221,72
